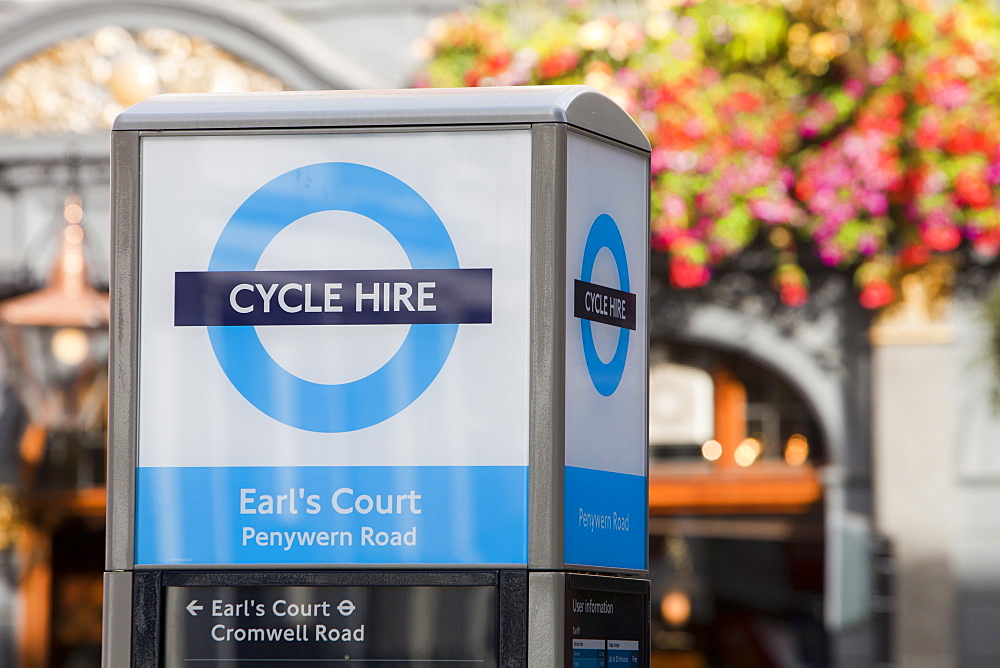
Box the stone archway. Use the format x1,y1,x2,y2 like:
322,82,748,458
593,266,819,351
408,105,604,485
0,0,389,94
650,272,872,476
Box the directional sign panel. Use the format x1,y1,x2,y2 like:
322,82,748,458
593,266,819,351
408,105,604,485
563,132,649,571
164,584,497,666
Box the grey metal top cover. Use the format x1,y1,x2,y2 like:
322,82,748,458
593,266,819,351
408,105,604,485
112,85,650,151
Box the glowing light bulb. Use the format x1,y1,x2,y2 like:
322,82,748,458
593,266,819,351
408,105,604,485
734,437,762,467
64,196,83,225
660,590,691,627
784,434,809,466
701,439,722,462
51,327,90,366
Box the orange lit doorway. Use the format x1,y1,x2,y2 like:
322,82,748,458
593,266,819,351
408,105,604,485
647,343,827,668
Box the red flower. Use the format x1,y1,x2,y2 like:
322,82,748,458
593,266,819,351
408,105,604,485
651,227,676,252
947,125,979,154
883,93,906,117
899,243,931,268
859,280,896,309
920,223,962,251
974,230,1000,257
892,19,911,41
729,91,762,113
759,134,781,157
654,84,680,106
538,48,579,79
915,119,940,149
780,282,809,307
483,52,512,75
794,176,815,201
955,171,992,208
669,257,711,289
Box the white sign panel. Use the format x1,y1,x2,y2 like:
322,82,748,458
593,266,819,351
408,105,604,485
135,130,532,566
564,131,648,570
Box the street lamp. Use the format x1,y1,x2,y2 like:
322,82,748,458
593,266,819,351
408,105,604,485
0,194,109,433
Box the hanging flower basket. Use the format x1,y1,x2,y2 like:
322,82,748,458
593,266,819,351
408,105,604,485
415,0,1000,309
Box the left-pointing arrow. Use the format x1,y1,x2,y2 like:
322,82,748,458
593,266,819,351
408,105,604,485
187,600,204,616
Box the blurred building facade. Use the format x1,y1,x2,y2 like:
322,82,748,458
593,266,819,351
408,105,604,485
0,1,996,667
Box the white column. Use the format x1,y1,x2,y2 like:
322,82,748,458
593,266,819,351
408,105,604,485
870,265,956,667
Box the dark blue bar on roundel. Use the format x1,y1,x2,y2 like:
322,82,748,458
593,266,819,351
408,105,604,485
573,279,636,331
174,268,492,326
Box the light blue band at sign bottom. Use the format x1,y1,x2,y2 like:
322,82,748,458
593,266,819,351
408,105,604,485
135,465,528,566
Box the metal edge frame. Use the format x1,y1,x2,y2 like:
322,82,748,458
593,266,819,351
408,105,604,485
127,123,536,573
565,124,653,159
528,571,565,666
498,570,529,666
642,146,651,574
112,87,649,151
131,124,531,138
134,561,529,571
101,570,133,668
157,570,501,587
107,129,139,572
131,571,161,667
528,123,567,571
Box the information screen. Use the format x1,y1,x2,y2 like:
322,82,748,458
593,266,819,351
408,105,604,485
163,584,497,666
565,575,648,668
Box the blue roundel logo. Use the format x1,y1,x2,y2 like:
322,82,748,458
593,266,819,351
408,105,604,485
577,214,634,397
206,162,459,433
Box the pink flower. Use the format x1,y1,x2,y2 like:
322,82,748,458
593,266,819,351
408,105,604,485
931,80,971,110
861,191,889,216
868,54,900,85
749,198,798,224
683,117,706,139
826,164,853,189
615,67,641,89
826,202,855,227
779,167,795,189
731,128,753,149
819,245,845,266
924,209,951,228
857,233,880,255
809,187,837,213
986,162,1000,186
844,79,865,98
651,148,669,175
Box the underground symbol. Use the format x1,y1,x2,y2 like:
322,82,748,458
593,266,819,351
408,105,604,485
337,600,355,616
203,162,471,433
575,214,635,397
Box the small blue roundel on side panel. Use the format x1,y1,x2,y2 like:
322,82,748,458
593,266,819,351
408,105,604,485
207,162,459,433
580,214,630,396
